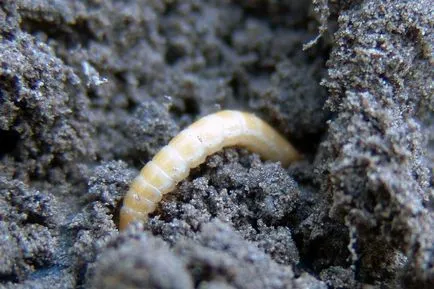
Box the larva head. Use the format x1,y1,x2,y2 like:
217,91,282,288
119,206,148,230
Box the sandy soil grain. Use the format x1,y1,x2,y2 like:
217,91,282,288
0,0,432,288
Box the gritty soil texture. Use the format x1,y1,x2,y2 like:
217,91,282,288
0,0,432,288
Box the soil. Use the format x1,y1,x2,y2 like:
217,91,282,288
0,1,432,288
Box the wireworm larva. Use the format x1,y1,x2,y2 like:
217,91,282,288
119,110,301,230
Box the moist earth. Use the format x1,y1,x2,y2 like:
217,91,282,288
0,1,432,288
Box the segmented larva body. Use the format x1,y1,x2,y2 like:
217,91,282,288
119,110,301,230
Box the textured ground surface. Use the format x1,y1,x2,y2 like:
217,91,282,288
0,0,432,288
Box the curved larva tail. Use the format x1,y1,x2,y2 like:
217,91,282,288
119,110,301,230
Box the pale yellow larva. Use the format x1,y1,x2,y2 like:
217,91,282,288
119,110,301,230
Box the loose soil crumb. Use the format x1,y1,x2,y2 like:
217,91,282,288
0,0,432,288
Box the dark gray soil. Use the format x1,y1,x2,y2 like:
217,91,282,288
0,0,432,288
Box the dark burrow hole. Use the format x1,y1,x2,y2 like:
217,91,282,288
0,129,20,158
291,131,324,157
165,44,186,65
183,97,200,115
0,273,18,284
